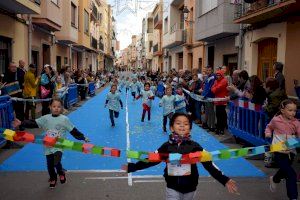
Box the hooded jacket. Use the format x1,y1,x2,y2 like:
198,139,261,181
127,135,229,194
211,70,228,105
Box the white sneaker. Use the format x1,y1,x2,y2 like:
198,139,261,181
269,176,277,192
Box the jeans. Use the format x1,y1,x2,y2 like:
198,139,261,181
24,97,36,120
13,100,24,121
194,101,202,121
109,109,119,126
204,102,215,129
46,151,64,181
42,101,50,116
273,152,298,200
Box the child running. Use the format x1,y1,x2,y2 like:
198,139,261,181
266,99,299,200
12,97,89,189
125,77,130,94
105,84,123,127
130,78,139,101
136,82,155,122
123,113,238,200
160,85,176,133
174,87,187,114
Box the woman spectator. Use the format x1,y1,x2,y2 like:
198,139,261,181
244,75,267,105
40,64,55,115
75,70,87,100
211,70,229,135
264,78,287,119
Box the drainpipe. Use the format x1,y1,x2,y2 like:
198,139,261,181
69,44,72,68
238,2,245,69
28,15,32,64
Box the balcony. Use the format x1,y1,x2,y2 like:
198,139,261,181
91,37,98,50
183,29,193,46
153,43,162,56
154,13,162,29
0,0,41,14
91,3,98,21
234,0,297,24
163,23,184,49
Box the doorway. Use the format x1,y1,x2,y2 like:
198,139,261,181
42,44,50,66
208,46,214,68
0,36,12,75
188,53,193,70
178,52,183,70
257,38,277,81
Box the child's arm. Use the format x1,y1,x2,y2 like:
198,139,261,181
119,99,123,109
70,127,89,142
201,161,230,186
265,118,275,138
123,143,168,173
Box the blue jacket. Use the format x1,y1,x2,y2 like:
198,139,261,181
202,74,216,98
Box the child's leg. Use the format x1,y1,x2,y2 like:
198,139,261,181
163,115,168,132
53,151,64,176
132,92,136,99
114,111,119,118
141,109,146,121
46,154,57,181
109,109,115,125
273,153,298,199
148,109,151,121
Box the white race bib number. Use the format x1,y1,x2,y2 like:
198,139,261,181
167,163,191,176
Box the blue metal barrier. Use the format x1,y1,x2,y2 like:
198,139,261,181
67,84,78,106
0,96,14,147
228,100,269,146
88,82,96,96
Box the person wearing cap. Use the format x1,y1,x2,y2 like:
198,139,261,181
23,64,40,120
211,70,229,135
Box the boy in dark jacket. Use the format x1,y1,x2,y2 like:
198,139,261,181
123,113,238,200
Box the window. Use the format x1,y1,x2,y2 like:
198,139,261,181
84,10,89,34
56,56,61,71
51,0,59,6
64,57,68,65
71,2,76,27
200,0,218,15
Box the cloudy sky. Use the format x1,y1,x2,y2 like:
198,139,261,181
108,0,159,50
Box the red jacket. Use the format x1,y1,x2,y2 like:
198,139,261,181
211,74,228,105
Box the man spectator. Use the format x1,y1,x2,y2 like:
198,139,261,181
2,62,25,121
200,66,216,132
273,62,285,91
23,64,39,120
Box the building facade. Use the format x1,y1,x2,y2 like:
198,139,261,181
234,0,300,96
195,0,240,74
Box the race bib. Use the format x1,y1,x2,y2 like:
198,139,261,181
46,130,61,138
167,163,191,176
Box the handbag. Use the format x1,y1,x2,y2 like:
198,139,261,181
40,85,50,98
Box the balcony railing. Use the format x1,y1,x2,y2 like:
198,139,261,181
170,22,184,34
99,42,104,51
234,0,296,24
91,37,98,50
153,44,158,53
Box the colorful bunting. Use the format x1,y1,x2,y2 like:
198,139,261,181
0,129,299,164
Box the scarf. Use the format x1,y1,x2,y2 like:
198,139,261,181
169,132,191,144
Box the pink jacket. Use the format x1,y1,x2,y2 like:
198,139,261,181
265,115,300,153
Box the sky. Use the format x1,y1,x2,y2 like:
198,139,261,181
108,0,159,50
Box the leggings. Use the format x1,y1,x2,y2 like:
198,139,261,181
46,151,64,181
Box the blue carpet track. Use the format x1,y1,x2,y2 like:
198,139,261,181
0,87,265,177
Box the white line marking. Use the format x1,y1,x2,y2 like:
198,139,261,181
85,175,163,180
133,180,164,183
67,170,124,173
125,90,133,186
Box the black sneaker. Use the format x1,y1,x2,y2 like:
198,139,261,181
111,124,115,127
59,174,66,184
141,119,144,122
49,179,57,189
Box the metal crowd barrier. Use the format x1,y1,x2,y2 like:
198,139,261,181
0,96,14,147
88,82,96,96
228,99,269,146
67,83,78,107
